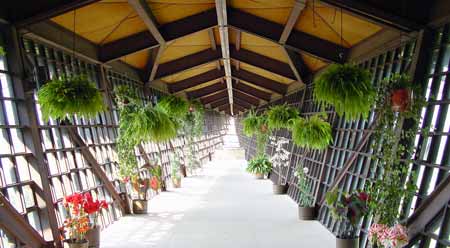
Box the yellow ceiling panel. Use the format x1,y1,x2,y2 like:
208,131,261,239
300,52,328,72
52,1,147,44
185,78,223,92
159,30,212,64
296,1,382,47
230,0,294,25
239,32,288,63
148,0,215,25
239,62,293,84
120,49,150,69
161,62,218,83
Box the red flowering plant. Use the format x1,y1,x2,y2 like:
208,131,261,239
325,189,370,239
83,192,108,228
369,223,408,248
62,193,90,244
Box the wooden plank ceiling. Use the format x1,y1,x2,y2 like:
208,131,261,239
49,0,383,115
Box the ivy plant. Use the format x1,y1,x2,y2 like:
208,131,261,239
314,63,375,121
37,75,105,121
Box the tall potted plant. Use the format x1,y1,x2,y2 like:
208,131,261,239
269,136,291,194
314,63,375,121
37,75,105,121
62,193,91,248
83,193,107,248
246,155,272,179
294,166,315,220
326,190,370,248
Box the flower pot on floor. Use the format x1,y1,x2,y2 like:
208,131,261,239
172,178,181,188
132,199,148,214
254,173,264,180
181,164,187,177
64,240,89,248
273,184,288,194
298,206,315,220
85,225,100,248
336,237,359,248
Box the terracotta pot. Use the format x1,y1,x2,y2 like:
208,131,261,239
85,225,100,248
172,177,181,188
336,237,359,248
132,199,148,214
273,184,288,194
64,240,89,248
298,206,315,220
254,173,264,180
391,88,411,112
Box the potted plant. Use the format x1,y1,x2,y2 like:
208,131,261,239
326,189,370,248
383,74,413,112
62,193,91,248
294,166,315,220
290,114,332,150
267,104,299,130
314,63,375,121
269,136,291,194
369,223,408,248
246,155,272,179
170,152,182,188
83,193,107,248
37,75,105,121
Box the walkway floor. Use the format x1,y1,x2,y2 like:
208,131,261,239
101,159,335,248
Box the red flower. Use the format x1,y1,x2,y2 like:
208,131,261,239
150,177,160,190
358,192,369,202
99,200,108,209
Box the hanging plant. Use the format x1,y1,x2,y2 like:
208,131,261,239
291,114,332,150
158,95,189,116
242,110,269,137
314,63,375,120
37,75,105,121
267,104,299,130
384,74,414,112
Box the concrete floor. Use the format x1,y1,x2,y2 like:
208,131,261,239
101,159,335,248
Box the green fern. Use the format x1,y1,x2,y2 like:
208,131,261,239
267,104,299,130
158,95,189,116
37,75,105,121
291,115,332,150
314,63,375,121
242,110,260,137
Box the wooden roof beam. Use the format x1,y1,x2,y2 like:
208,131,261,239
168,68,225,93
211,98,229,108
99,9,217,62
187,82,227,99
319,0,422,32
233,97,253,109
215,0,234,115
233,89,260,106
232,80,271,101
200,90,228,105
13,0,100,27
228,8,348,63
231,67,287,95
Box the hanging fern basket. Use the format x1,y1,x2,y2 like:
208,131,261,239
314,63,375,121
267,104,299,130
291,115,332,150
37,75,105,121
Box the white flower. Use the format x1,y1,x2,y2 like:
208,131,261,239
303,167,309,175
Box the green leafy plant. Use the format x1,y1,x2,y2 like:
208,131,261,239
267,104,299,130
0,46,5,56
242,110,270,156
294,166,314,207
242,110,260,137
291,114,332,150
158,95,189,117
37,75,105,121
314,63,375,120
246,155,272,175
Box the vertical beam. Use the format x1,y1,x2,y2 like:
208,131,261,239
4,25,62,247
215,0,234,115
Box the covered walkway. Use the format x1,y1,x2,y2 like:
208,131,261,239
101,158,334,248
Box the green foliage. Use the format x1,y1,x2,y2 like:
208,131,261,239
295,166,314,207
314,63,375,120
267,104,299,130
242,110,260,137
0,46,5,56
365,73,423,227
291,114,332,150
37,75,105,121
242,110,270,155
170,150,182,180
246,155,272,175
182,101,204,138
158,95,189,117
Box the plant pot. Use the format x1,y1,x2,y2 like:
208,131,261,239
172,178,181,188
273,184,288,194
336,237,359,248
132,199,148,214
254,173,264,180
298,206,315,220
391,88,411,112
85,225,100,248
64,240,89,248
181,164,187,177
